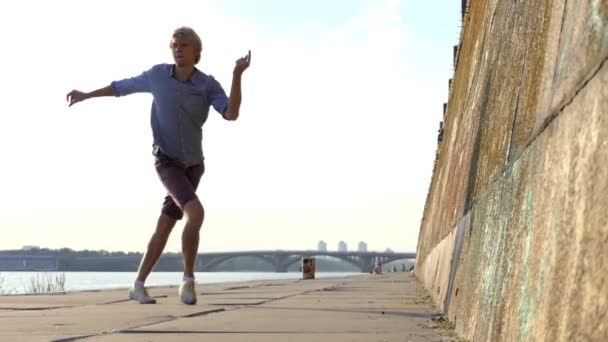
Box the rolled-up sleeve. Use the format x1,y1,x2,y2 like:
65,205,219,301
111,68,152,96
208,78,229,115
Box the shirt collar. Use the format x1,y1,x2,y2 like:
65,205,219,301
169,64,201,83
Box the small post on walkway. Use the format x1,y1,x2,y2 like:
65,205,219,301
373,256,383,274
302,257,315,280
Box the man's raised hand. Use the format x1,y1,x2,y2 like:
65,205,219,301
234,50,251,75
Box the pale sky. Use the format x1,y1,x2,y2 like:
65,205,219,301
0,0,460,253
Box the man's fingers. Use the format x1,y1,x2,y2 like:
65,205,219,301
67,93,81,107
237,57,249,67
233,50,251,73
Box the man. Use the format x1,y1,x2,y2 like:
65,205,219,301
66,27,251,305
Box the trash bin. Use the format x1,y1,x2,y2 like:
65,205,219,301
302,257,315,280
373,256,383,274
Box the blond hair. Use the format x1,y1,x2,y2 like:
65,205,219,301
170,27,203,64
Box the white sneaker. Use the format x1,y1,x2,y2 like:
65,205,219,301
128,286,157,304
179,281,197,305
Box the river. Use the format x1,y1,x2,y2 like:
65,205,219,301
0,271,362,295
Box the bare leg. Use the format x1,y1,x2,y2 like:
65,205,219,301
181,198,204,278
136,214,178,282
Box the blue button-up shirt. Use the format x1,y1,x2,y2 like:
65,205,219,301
111,63,229,167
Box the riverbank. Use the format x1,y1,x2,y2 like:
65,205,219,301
0,272,462,341
0,271,361,295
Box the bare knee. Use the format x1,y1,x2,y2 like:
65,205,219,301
183,198,204,227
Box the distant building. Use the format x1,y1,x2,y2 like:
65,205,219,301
22,245,40,251
385,248,394,253
358,241,368,252
338,241,348,252
317,240,327,252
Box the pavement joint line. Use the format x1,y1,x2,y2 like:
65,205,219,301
118,330,384,335
51,334,98,342
201,291,284,295
206,283,348,308
64,308,235,342
209,301,267,306
111,291,310,336
48,307,233,341
0,305,76,311
181,307,227,318
248,306,441,318
222,281,293,291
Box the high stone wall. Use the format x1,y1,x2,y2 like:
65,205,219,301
416,0,608,341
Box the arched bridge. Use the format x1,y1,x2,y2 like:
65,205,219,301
197,250,416,273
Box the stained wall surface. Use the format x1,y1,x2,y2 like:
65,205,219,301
415,0,608,341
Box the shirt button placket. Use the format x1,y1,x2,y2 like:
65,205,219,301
177,85,185,163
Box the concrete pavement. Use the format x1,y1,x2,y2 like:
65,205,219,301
0,273,463,341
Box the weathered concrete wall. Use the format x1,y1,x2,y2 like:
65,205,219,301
416,0,608,341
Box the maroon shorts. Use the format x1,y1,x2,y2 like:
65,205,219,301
154,151,204,220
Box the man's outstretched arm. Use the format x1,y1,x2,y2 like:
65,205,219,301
66,68,152,107
224,50,251,121
66,86,114,107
